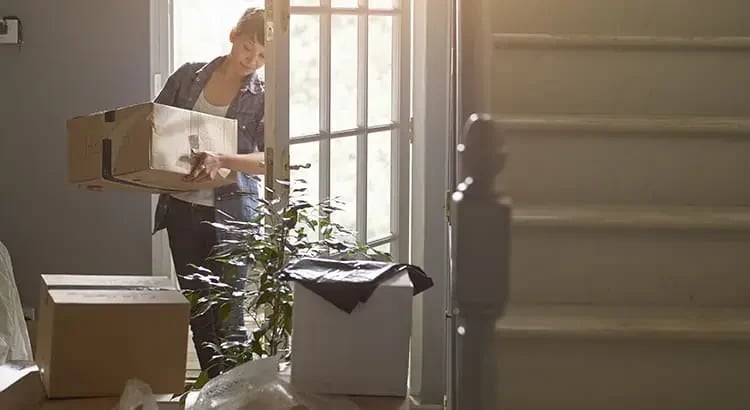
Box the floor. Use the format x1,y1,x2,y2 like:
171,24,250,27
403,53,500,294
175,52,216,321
28,319,413,409
184,322,415,410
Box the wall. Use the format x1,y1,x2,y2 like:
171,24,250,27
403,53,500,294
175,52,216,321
0,0,154,310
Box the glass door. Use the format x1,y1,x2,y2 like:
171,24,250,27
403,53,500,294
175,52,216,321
167,0,411,259
284,0,411,259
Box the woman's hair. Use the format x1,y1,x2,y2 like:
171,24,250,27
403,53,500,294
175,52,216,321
235,8,265,45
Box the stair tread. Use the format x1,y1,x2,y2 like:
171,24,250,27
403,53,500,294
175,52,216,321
493,33,750,50
497,304,750,340
513,204,750,229
496,113,750,133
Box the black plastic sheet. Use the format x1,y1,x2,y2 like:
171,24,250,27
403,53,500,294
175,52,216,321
278,258,434,313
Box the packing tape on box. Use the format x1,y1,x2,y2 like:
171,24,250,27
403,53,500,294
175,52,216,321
177,113,231,179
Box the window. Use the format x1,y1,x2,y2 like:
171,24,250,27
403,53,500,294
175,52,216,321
170,0,411,260
172,1,264,72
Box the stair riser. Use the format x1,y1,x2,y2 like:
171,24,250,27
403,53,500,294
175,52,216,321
496,337,750,410
492,0,750,37
510,227,750,306
501,132,750,206
493,49,750,117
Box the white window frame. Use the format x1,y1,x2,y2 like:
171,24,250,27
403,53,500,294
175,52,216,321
280,0,411,259
150,0,414,271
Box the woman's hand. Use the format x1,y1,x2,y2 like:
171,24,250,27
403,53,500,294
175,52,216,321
184,151,224,183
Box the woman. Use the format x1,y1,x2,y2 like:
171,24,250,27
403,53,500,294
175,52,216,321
152,8,266,378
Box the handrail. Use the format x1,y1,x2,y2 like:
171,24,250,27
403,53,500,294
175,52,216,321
493,33,750,51
488,114,750,136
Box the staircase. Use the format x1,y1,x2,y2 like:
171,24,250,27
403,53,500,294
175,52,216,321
485,1,750,408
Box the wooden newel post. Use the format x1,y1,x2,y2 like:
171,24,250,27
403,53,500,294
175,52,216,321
448,113,512,410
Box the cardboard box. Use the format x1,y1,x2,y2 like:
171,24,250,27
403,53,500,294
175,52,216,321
279,367,412,410
41,397,119,410
41,394,181,410
290,272,414,397
35,274,190,398
67,102,237,193
0,361,46,410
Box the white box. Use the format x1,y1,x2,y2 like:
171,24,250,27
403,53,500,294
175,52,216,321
290,272,413,397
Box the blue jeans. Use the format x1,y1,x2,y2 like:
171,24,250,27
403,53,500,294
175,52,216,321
165,196,247,377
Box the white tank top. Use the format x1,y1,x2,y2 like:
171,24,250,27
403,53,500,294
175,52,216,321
170,91,230,207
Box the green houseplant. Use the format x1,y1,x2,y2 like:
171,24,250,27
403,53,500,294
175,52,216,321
178,175,391,399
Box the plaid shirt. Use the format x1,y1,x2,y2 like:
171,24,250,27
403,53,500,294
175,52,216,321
152,56,264,235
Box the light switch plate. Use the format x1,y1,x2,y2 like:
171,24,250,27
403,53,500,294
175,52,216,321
0,17,20,44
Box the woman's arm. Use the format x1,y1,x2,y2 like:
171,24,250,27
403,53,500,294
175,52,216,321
217,152,265,175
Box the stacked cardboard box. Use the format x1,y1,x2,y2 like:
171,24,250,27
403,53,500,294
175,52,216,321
1,274,191,408
35,274,190,399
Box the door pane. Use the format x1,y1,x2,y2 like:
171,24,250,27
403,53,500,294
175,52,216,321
332,0,358,7
291,0,319,5
368,16,393,126
331,15,359,132
173,0,264,69
290,15,320,137
290,142,320,205
369,0,395,9
330,137,358,234
373,242,391,256
367,131,391,240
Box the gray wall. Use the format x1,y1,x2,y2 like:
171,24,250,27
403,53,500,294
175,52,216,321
0,1,154,310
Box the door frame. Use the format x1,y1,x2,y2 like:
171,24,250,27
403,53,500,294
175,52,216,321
410,0,452,405
150,1,451,405
149,0,175,280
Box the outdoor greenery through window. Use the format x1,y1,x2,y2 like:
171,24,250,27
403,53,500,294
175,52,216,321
173,0,405,257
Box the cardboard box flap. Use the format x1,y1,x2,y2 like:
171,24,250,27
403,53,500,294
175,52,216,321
48,289,189,305
0,361,46,410
41,274,176,290
0,361,39,391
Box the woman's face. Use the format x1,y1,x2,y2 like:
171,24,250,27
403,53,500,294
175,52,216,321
229,30,266,76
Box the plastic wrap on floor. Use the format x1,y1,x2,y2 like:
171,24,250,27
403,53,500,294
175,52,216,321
0,241,33,364
192,356,360,410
